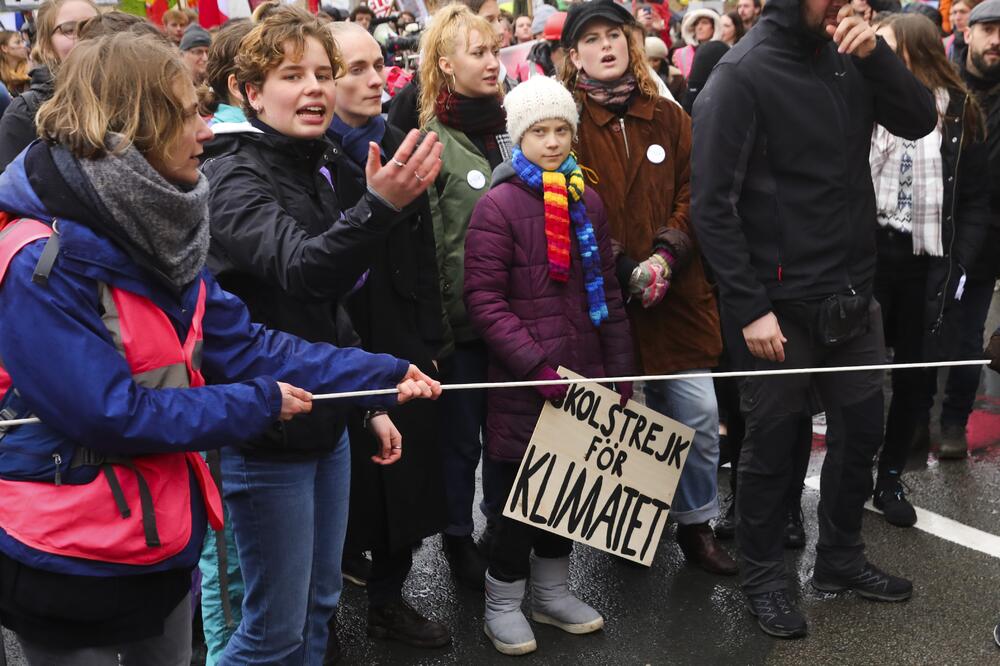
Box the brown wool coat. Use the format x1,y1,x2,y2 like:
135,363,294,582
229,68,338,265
574,93,721,374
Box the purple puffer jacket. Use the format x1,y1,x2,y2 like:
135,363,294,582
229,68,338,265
464,163,635,463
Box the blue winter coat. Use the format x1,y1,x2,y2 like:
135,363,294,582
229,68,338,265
0,148,409,577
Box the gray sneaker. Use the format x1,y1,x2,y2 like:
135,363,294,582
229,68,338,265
938,424,969,460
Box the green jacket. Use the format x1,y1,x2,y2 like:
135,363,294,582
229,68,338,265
425,117,493,352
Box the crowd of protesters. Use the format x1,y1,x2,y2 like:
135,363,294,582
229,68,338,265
0,0,998,661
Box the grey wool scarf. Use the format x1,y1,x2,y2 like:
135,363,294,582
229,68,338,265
75,135,211,289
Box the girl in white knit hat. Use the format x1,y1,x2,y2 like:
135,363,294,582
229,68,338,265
464,74,636,656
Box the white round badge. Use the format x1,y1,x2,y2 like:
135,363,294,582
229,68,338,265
467,169,487,190
647,144,666,164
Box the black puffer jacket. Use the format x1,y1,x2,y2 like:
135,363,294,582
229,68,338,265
202,122,403,458
690,0,937,329
0,66,53,172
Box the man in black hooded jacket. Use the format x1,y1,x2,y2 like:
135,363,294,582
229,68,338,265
691,0,936,640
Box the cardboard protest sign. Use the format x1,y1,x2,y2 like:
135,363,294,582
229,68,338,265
502,368,695,566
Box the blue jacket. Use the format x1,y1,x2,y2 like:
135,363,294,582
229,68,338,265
0,147,409,576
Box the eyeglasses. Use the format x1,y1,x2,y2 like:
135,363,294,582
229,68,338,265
54,21,79,38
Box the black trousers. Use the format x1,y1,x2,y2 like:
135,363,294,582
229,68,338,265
873,229,935,476
368,546,414,608
737,300,886,595
718,374,811,512
488,462,573,583
939,276,996,429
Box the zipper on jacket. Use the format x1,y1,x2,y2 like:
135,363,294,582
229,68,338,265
933,95,966,335
618,118,630,158
817,58,855,292
53,453,62,485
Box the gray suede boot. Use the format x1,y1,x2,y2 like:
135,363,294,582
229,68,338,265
529,554,604,634
484,572,537,655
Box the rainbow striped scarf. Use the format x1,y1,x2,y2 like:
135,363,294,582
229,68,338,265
512,148,608,326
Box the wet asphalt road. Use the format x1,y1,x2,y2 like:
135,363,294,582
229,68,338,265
4,304,1000,665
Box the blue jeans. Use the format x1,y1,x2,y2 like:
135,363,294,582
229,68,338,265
218,432,350,666
643,373,721,525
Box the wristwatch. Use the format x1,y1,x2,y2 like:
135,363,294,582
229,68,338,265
363,409,388,430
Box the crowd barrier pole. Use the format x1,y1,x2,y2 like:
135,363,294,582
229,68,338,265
0,359,990,430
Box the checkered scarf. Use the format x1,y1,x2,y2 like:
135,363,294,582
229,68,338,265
512,148,608,326
870,88,949,256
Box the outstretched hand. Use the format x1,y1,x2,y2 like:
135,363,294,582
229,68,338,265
366,130,444,210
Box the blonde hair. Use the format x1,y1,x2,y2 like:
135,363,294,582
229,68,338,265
31,0,99,73
560,23,658,102
0,31,30,93
235,5,342,118
36,33,192,161
418,3,500,127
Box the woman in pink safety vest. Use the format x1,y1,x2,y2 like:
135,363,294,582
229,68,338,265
0,32,439,665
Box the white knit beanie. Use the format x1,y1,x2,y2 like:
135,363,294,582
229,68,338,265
503,76,579,147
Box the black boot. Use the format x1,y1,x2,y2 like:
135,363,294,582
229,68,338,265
784,509,805,550
368,599,452,648
442,534,487,590
873,472,917,528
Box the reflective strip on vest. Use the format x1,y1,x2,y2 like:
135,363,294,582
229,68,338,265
0,219,52,399
0,219,223,565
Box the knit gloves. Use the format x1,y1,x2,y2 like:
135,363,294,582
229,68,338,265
532,366,569,402
629,249,675,308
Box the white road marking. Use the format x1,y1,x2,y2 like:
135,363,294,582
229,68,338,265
804,475,1000,559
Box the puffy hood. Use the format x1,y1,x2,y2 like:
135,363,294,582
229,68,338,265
681,8,722,46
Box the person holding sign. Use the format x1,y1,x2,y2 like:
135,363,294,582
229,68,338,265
464,75,635,656
560,0,736,576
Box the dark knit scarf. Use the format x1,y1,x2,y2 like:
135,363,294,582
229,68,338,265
512,147,608,327
327,114,386,166
434,89,511,168
73,134,210,290
576,72,639,114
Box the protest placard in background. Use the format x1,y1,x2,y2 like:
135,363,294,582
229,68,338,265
502,369,695,566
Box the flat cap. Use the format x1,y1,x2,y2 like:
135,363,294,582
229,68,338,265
561,0,635,49
970,0,1000,26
